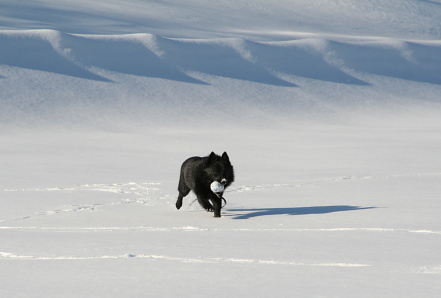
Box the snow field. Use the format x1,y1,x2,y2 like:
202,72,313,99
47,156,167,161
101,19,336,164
2,126,441,297
1,0,441,297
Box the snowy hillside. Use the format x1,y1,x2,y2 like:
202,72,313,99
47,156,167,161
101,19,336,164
1,29,440,129
1,1,441,297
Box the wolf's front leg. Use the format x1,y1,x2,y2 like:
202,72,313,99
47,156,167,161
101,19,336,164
210,195,222,217
197,195,214,212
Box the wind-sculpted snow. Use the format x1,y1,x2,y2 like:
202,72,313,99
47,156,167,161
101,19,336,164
1,29,441,127
1,30,440,85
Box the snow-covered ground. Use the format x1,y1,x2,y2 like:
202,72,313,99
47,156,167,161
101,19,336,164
1,1,441,297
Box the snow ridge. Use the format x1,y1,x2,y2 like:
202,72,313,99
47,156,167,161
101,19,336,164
1,29,440,86
2,29,440,128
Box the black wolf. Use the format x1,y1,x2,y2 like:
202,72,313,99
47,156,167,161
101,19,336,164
176,152,234,217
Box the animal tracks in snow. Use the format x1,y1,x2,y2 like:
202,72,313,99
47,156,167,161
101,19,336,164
0,182,164,223
419,266,441,274
2,172,438,197
0,251,369,267
2,251,440,274
1,175,440,276
0,182,161,196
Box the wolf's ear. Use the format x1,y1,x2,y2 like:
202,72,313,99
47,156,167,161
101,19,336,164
222,152,230,163
207,152,217,165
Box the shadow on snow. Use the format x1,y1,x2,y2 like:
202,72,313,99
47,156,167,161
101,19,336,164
227,205,376,219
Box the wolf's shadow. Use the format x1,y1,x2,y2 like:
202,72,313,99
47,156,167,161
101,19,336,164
227,205,376,219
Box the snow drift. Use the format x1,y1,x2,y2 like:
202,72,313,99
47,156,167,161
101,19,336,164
2,30,441,85
1,29,441,128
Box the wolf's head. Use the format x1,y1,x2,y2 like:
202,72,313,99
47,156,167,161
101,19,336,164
204,151,235,188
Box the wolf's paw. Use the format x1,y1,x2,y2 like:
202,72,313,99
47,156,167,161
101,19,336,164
176,201,182,210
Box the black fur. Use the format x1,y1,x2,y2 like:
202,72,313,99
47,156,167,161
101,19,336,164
176,152,234,217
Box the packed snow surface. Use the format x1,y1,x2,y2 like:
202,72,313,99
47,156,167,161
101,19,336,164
1,1,441,297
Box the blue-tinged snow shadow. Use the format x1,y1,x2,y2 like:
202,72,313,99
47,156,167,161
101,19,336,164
228,205,376,219
63,35,208,85
158,38,297,87
330,41,441,85
0,34,112,82
247,41,370,86
419,0,441,6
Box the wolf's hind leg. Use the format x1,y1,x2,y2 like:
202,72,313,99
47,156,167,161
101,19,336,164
176,194,184,210
176,179,191,210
